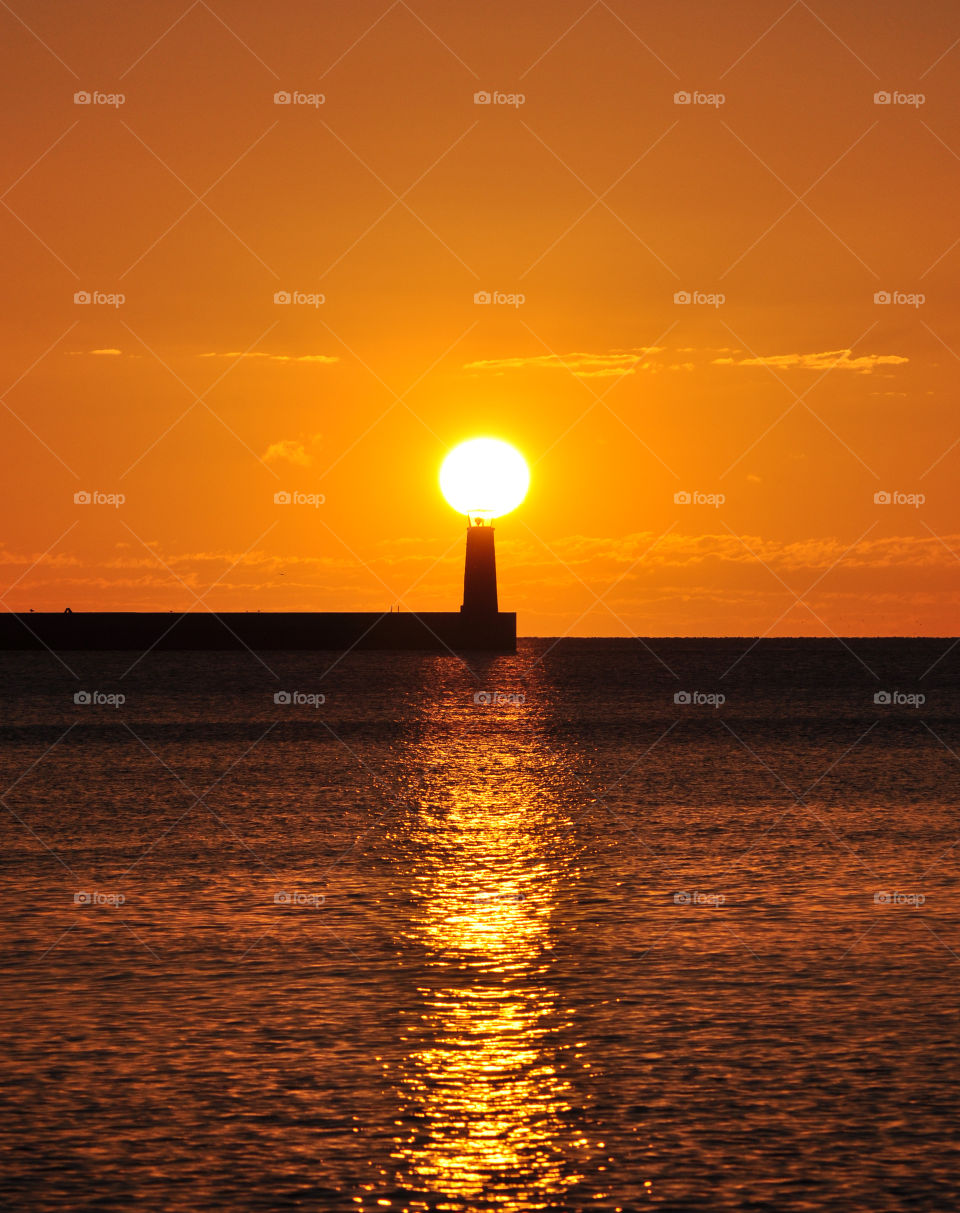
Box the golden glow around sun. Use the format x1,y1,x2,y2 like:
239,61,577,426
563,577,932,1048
439,438,530,522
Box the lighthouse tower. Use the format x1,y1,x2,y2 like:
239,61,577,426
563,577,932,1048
460,520,498,615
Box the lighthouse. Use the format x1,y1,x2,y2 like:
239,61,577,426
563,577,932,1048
439,437,528,640
460,521,498,615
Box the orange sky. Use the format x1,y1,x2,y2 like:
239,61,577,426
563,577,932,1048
2,0,959,636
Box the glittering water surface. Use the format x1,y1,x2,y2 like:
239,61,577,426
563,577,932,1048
1,639,959,1211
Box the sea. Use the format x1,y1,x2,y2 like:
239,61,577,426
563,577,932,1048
1,638,958,1212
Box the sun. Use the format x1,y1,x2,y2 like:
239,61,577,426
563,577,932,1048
439,438,530,523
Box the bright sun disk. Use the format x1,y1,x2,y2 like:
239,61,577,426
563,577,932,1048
439,438,530,522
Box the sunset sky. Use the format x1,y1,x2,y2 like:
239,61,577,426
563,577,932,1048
2,0,960,635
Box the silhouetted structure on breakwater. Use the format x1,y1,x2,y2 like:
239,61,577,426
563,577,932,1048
0,523,516,652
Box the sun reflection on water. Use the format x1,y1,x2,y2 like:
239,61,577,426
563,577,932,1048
383,681,586,1210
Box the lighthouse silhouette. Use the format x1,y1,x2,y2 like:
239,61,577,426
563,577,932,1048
460,520,498,615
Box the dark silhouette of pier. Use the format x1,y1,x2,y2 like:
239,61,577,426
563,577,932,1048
0,525,516,652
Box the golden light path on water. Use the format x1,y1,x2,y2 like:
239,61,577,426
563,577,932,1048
380,669,593,1210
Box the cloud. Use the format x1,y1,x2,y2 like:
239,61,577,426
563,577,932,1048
80,532,956,580
0,548,80,567
263,435,322,467
67,349,338,364
464,348,664,378
463,345,907,378
8,530,960,616
101,550,352,572
712,349,908,374
199,351,338,364
503,531,958,572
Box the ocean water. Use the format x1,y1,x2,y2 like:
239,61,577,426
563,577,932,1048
1,638,959,1212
